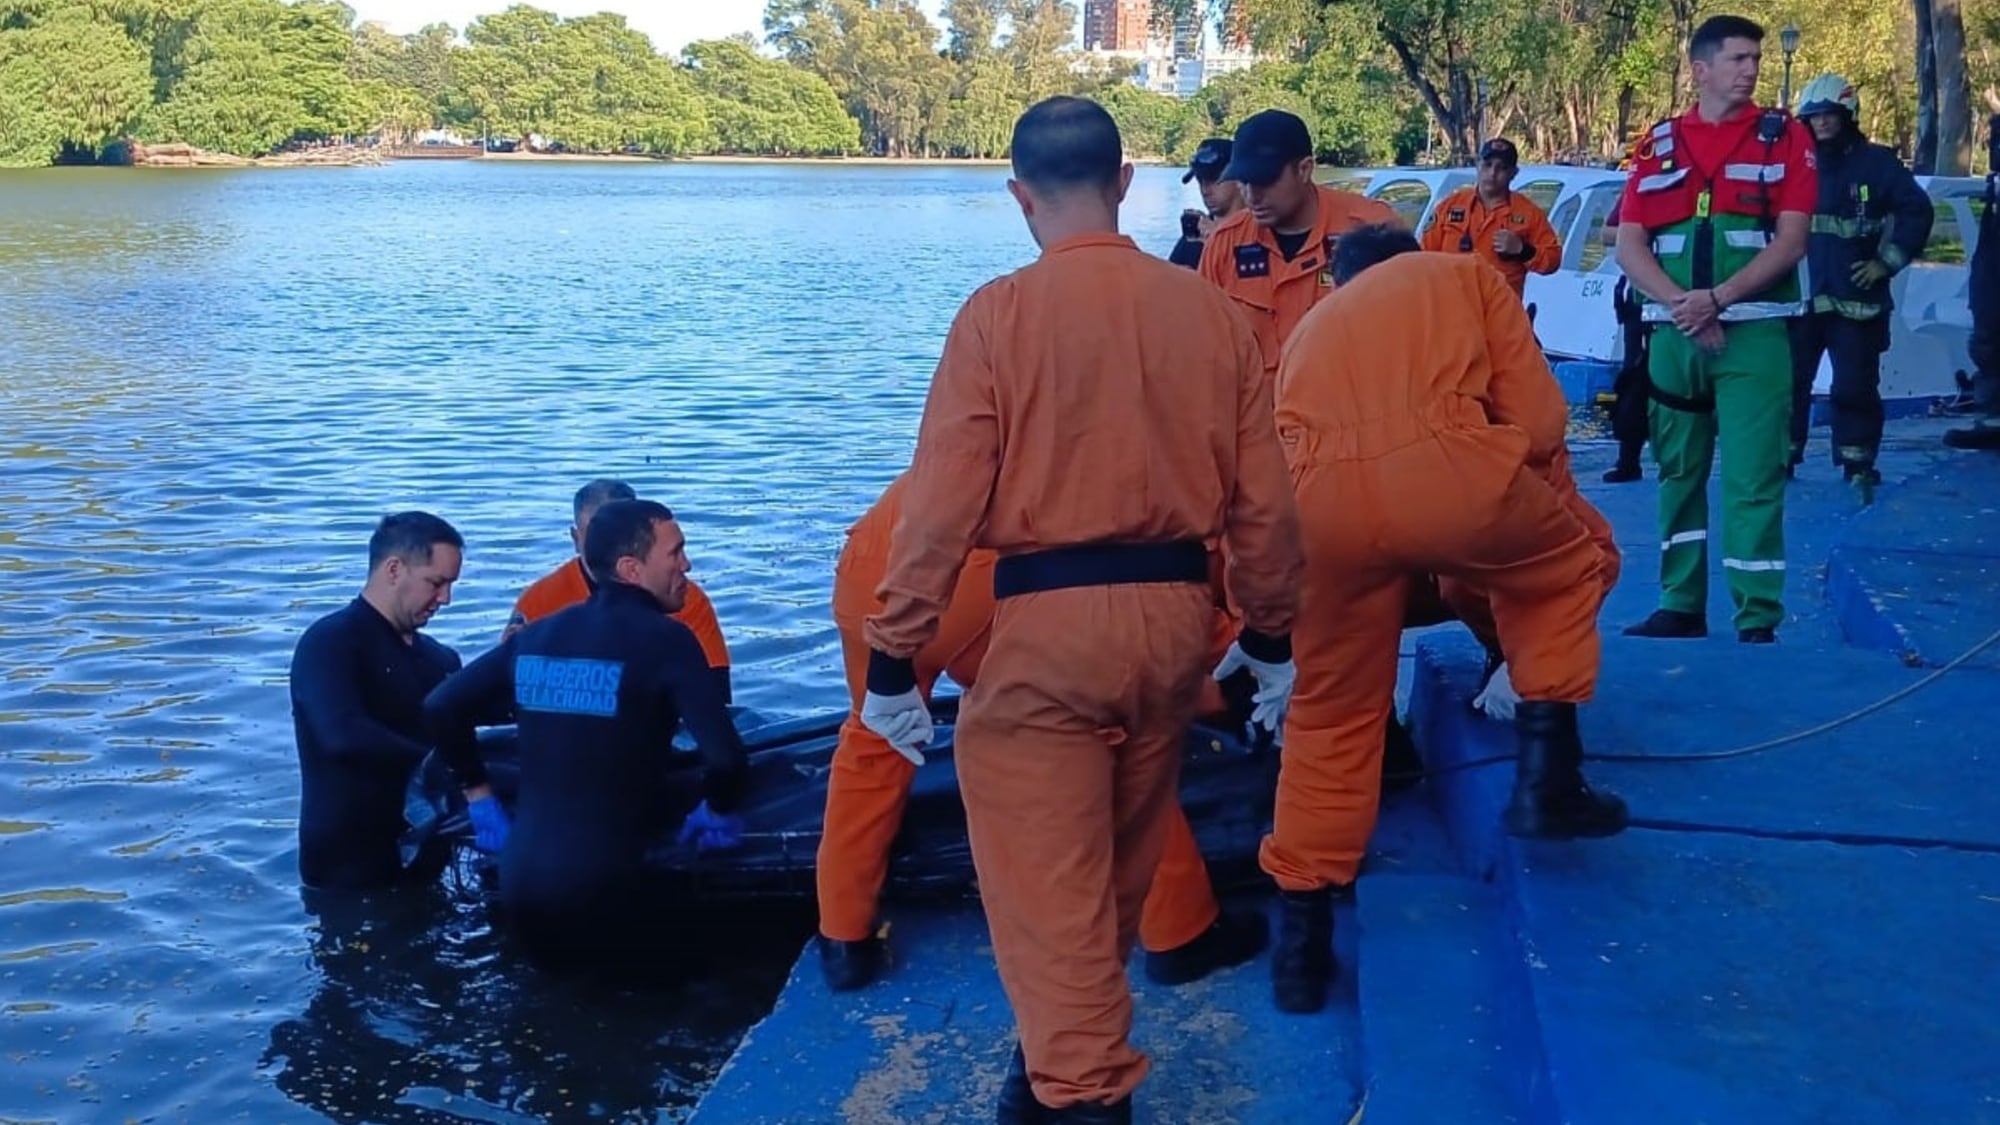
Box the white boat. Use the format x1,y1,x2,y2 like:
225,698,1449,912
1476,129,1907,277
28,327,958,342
1334,164,1984,411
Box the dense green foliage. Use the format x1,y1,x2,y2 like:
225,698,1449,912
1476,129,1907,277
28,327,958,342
1206,0,2000,172
0,0,1991,169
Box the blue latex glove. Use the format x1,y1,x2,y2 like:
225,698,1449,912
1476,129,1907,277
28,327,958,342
676,800,745,852
466,795,511,854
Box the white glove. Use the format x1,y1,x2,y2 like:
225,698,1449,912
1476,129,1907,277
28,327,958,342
860,687,932,766
1471,661,1520,722
1213,642,1297,738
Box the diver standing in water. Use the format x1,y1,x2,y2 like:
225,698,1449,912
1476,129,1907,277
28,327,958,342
289,511,464,893
423,499,750,974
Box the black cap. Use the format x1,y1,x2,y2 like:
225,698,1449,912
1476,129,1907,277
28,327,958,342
1477,138,1519,167
1219,110,1313,187
1182,138,1233,184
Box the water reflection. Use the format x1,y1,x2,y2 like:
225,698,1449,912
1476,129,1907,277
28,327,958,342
267,885,815,1124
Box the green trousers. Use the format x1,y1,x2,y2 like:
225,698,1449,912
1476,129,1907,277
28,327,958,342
1647,318,1792,631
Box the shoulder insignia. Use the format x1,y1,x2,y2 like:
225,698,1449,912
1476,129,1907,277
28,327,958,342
1651,120,1674,139
1447,207,1466,223
1234,243,1270,279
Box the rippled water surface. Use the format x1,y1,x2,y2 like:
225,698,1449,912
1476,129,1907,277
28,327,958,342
0,160,1204,1124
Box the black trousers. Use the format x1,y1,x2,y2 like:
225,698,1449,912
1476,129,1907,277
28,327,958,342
1788,311,1890,470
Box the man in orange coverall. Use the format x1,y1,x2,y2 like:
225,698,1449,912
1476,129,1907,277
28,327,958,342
505,479,733,701
815,473,1269,994
1197,108,1403,384
1419,138,1565,301
858,97,1303,1124
1261,225,1628,1017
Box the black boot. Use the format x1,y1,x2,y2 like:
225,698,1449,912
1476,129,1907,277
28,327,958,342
1621,609,1707,639
1144,908,1269,986
1602,460,1642,483
818,934,885,992
1048,1097,1133,1124
1380,714,1424,796
1502,701,1629,840
996,1043,1048,1125
1271,888,1335,1014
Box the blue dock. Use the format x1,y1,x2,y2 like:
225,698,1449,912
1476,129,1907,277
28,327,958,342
693,416,2000,1124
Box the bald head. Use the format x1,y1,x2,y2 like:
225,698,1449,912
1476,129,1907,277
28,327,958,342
1010,96,1123,194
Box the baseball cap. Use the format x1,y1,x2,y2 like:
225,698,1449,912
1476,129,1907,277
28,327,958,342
1182,138,1233,183
1478,138,1520,167
1219,110,1314,187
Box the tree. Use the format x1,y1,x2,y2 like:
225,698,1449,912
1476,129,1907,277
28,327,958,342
684,36,858,154
0,4,153,165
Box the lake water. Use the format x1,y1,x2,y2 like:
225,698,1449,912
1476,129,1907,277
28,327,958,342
0,160,1210,1125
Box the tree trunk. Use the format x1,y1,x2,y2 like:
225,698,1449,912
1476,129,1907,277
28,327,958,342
1915,0,1939,173
1617,82,1636,159
1934,0,1973,174
1383,27,1469,161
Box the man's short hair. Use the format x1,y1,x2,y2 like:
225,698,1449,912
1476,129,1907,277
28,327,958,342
1690,15,1763,63
1011,96,1123,193
368,511,463,571
573,478,636,523
1332,224,1421,286
583,498,676,584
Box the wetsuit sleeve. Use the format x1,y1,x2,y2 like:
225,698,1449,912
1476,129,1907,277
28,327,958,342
1479,265,1570,467
1222,314,1304,652
656,621,749,814
864,294,1000,674
289,620,431,766
422,637,518,790
1881,154,1935,272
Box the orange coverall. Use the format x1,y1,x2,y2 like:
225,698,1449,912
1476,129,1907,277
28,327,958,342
1260,252,1607,893
1198,184,1402,383
1419,186,1565,299
508,557,732,671
867,233,1301,1110
817,475,1233,954
1436,444,1622,649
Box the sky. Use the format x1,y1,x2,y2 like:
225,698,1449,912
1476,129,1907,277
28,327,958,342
352,0,943,55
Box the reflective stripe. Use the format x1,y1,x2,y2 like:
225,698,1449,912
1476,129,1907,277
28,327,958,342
1642,300,1806,323
1653,234,1687,256
1723,558,1787,572
1881,243,1909,270
1724,162,1786,182
1652,121,1673,139
1638,169,1688,192
1719,300,1805,320
1653,137,1675,157
1662,530,1708,550
1724,229,1770,249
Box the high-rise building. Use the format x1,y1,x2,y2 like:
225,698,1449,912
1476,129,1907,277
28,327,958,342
1172,4,1203,58
1083,0,1155,52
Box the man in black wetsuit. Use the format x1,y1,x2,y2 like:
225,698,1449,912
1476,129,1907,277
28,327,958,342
288,511,465,892
423,498,750,972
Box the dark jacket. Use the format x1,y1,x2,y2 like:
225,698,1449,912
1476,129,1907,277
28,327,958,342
1805,130,1933,319
424,580,747,911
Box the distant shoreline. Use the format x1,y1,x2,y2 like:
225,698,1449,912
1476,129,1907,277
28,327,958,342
483,152,1018,167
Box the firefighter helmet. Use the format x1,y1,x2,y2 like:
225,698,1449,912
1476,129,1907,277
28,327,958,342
1797,74,1860,121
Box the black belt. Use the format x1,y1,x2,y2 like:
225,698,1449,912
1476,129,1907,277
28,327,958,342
993,540,1209,600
